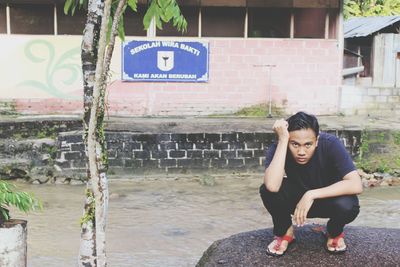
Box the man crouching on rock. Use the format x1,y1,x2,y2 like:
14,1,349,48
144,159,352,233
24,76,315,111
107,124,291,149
259,111,363,256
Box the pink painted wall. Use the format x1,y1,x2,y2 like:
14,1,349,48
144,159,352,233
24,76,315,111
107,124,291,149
14,38,341,116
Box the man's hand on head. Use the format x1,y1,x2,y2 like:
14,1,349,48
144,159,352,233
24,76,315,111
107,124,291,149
273,119,289,142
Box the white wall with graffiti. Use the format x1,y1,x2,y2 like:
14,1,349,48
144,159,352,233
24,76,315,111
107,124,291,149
0,35,83,100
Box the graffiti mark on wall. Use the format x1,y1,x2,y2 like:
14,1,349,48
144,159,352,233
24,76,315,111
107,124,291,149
17,40,81,99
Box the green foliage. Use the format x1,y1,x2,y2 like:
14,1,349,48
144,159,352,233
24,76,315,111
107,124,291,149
12,133,23,140
80,189,95,226
64,0,88,15
377,132,385,142
64,0,75,15
44,145,58,165
36,131,47,139
199,174,216,186
344,0,400,19
393,132,400,145
359,130,370,159
0,181,42,223
234,104,285,117
358,158,392,173
107,0,128,43
98,125,109,169
234,104,269,117
395,156,400,168
356,130,400,174
355,158,368,171
127,0,137,12
143,0,187,33
64,0,187,42
376,159,390,173
0,101,18,116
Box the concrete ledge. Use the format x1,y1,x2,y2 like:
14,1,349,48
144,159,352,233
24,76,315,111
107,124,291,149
196,224,400,267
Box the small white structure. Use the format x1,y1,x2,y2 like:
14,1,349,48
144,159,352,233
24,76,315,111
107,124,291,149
0,220,27,267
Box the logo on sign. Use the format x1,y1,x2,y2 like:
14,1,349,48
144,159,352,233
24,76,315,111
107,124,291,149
157,51,174,71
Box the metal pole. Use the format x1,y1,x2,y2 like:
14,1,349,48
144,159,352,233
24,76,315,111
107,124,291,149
253,64,276,118
267,66,273,118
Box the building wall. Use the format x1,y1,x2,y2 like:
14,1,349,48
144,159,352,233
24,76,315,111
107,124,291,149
341,33,400,116
0,35,342,116
340,83,400,116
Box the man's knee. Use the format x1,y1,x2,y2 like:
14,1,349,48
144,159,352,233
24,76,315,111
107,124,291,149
332,195,360,220
259,184,267,194
259,183,276,198
259,183,280,210
259,184,269,200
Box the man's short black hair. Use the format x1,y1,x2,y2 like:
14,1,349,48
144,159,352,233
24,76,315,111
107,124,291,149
287,111,319,137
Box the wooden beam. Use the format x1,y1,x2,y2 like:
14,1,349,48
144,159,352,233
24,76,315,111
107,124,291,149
0,0,340,8
329,0,340,8
6,3,10,34
290,10,294,38
53,3,57,35
247,0,294,8
198,7,202,37
177,0,200,6
325,11,329,39
244,7,248,38
200,0,246,7
294,0,331,8
247,0,339,8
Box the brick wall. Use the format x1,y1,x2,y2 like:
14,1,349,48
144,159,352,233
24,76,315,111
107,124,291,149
57,131,274,174
107,39,341,116
57,130,361,175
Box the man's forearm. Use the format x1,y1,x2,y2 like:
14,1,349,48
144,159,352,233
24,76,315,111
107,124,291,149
307,173,363,200
263,139,288,192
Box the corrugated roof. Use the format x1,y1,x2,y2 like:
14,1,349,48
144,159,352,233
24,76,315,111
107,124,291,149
344,15,400,38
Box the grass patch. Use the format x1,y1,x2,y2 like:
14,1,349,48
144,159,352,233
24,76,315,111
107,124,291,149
234,104,285,117
355,130,400,174
208,104,285,118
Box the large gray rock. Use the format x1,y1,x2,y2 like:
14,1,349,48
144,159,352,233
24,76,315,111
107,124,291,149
196,225,400,267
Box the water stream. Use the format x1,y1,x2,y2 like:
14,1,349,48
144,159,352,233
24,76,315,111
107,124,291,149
9,176,400,267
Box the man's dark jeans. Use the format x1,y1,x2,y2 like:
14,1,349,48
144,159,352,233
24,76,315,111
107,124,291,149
259,179,360,237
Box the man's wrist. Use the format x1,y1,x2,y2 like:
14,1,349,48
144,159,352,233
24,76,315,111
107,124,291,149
277,137,289,144
306,189,319,200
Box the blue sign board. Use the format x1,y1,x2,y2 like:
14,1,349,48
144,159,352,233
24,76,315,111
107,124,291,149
122,40,209,82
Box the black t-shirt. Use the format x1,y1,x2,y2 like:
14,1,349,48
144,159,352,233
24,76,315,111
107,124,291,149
264,132,356,191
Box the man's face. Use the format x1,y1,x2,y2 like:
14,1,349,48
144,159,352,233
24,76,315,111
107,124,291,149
288,128,318,165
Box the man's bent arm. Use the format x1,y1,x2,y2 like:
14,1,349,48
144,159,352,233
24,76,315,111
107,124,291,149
263,139,289,192
306,170,363,200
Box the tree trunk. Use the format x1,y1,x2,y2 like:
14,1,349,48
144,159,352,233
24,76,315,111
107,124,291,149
79,0,127,265
87,0,112,265
78,184,96,267
76,0,186,265
79,0,104,266
104,0,127,73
